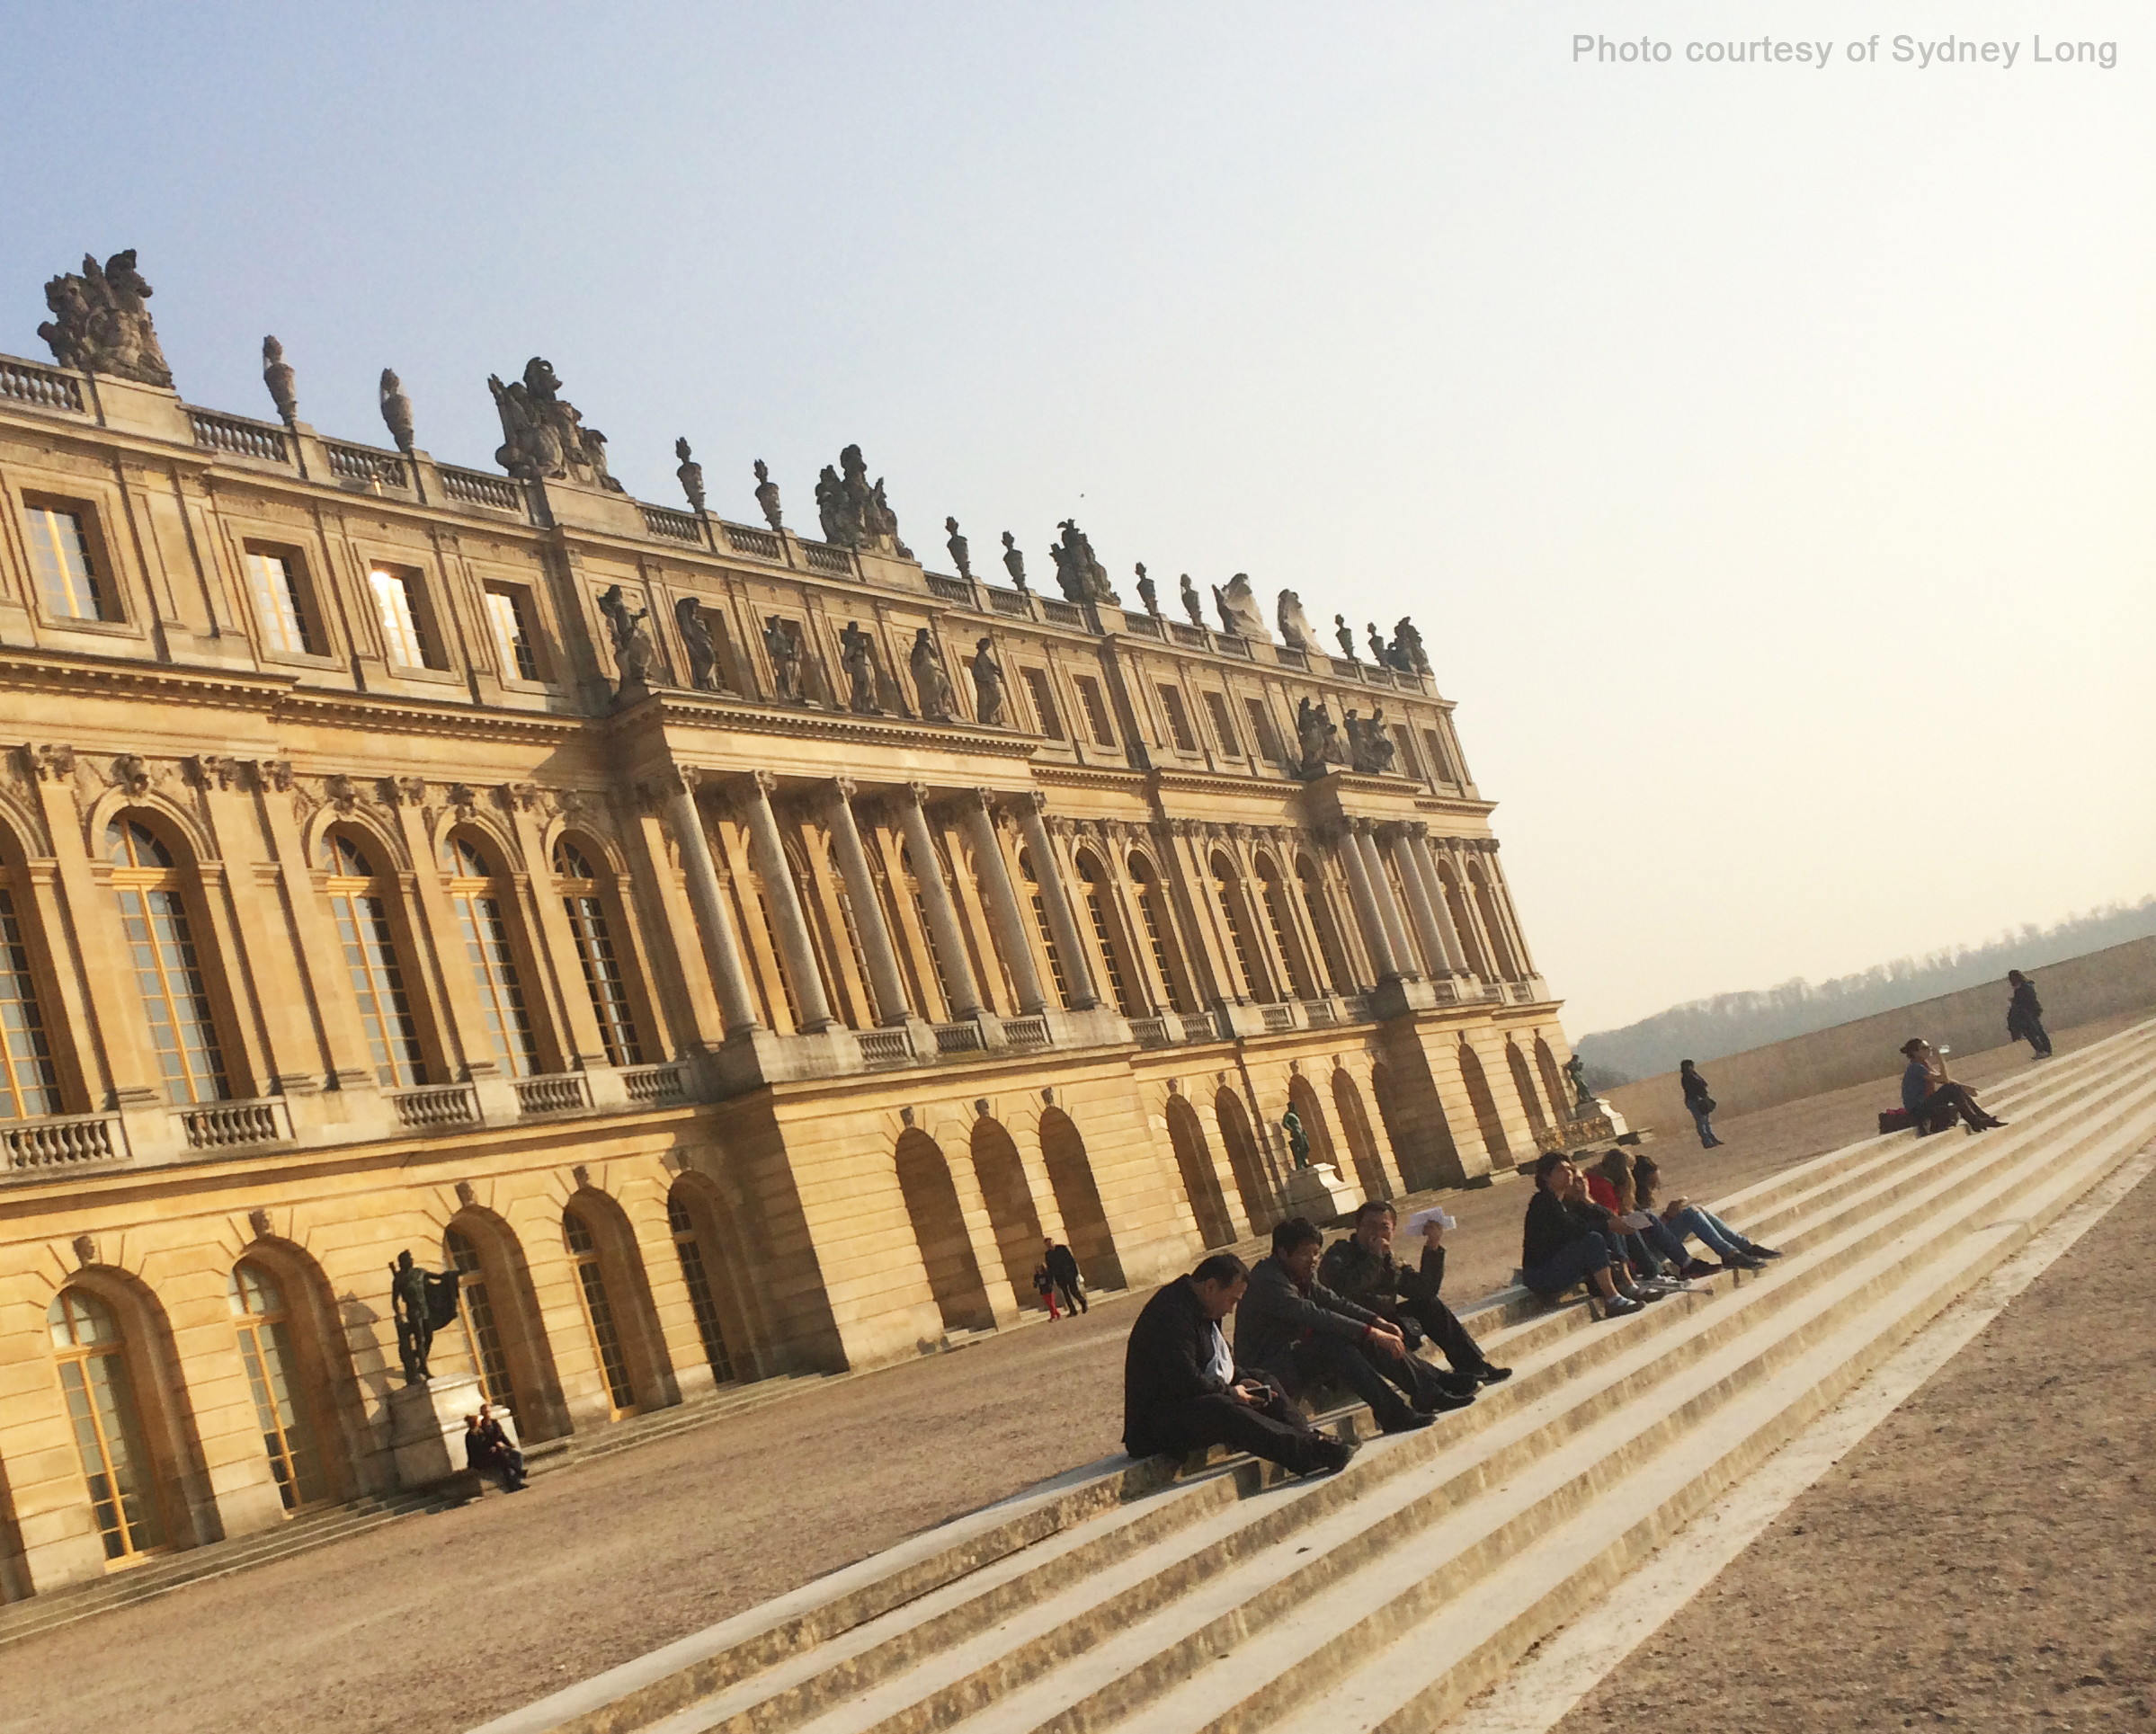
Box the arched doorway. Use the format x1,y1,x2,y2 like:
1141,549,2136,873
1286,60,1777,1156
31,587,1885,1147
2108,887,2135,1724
1459,1041,1511,1163
1164,1095,1235,1247
1535,1036,1572,1125
445,1209,566,1440
1506,1041,1548,1134
227,1251,357,1511
1331,1068,1391,1201
895,1129,994,1332
667,1176,756,1384
1039,1109,1126,1289
1213,1089,1277,1232
562,1192,673,1419
971,1116,1047,1307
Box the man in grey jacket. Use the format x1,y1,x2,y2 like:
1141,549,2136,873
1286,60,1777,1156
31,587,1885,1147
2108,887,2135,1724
1234,1218,1468,1434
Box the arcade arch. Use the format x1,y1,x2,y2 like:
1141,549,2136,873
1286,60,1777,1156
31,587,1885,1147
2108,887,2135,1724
894,1129,994,1332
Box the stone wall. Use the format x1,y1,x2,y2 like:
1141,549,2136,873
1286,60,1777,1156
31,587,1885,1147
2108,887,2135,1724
1605,936,2156,1132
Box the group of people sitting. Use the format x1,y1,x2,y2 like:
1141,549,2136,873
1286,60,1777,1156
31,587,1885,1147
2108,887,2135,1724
1122,1199,1510,1479
1521,1149,1779,1317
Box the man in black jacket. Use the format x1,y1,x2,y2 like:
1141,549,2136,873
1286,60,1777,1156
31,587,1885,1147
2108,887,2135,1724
1122,1252,1353,1476
1320,1201,1510,1392
2007,970,2053,1058
1236,1218,1469,1434
1044,1238,1087,1314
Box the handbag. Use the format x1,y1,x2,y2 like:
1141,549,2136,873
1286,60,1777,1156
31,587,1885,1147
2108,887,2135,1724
1698,1097,1716,1115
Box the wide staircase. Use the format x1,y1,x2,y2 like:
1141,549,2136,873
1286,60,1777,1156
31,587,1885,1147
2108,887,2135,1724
477,1017,2156,1734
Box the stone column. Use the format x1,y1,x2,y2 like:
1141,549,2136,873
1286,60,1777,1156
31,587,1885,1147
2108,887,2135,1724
824,779,910,1026
664,769,762,1036
895,784,983,1018
1382,824,1454,977
1332,823,1398,983
956,791,1047,1015
1015,796,1099,1009
1352,822,1418,979
736,771,836,1031
1408,829,1471,974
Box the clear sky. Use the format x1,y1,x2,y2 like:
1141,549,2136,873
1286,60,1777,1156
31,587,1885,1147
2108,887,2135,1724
4,3,2149,1035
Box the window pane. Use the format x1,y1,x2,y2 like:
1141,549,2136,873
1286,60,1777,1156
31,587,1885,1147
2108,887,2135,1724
24,506,106,621
116,885,229,1106
457,893,539,1076
245,551,314,655
485,590,539,680
564,893,643,1066
0,889,62,1119
334,891,426,1086
370,569,429,668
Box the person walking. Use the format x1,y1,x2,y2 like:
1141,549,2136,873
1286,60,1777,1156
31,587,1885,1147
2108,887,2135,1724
1045,1238,1086,1315
1678,1060,1724,1148
1033,1261,1060,1321
2006,970,2053,1058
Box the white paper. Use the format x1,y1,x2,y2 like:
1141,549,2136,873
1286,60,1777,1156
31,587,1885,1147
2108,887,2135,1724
1403,1206,1457,1236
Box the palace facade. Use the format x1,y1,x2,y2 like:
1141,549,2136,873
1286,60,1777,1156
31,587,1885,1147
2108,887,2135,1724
0,261,1580,1600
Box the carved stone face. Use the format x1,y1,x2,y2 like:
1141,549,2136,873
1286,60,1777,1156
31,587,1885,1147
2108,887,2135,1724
523,357,563,395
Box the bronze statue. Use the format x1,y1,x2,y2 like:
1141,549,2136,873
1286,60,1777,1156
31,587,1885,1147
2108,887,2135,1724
388,1249,460,1385
597,585,655,689
839,621,879,714
676,597,720,690
674,438,706,514
1135,563,1160,617
911,627,955,721
379,369,415,454
1281,1107,1311,1171
1564,1053,1593,1111
38,250,174,387
944,517,972,582
1180,574,1204,627
753,459,784,532
972,636,1006,726
488,358,621,492
1000,531,1029,591
764,616,806,701
262,336,298,425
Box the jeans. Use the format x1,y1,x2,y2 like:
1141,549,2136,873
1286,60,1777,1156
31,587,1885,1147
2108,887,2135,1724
1523,1234,1613,1298
1663,1205,1750,1260
1690,1106,1721,1148
1626,1218,1692,1273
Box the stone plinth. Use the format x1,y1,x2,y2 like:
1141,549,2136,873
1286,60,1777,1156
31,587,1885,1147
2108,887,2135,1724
388,1374,516,1489
1283,1161,1363,1224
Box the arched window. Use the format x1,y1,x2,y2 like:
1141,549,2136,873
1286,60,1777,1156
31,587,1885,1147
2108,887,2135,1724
1210,852,1263,1001
1073,853,1135,1017
1126,852,1189,1014
1254,859,1314,1000
1017,850,1072,1009
827,857,881,1027
47,1288,164,1561
0,841,61,1119
1296,855,1351,996
898,846,953,1018
552,840,643,1066
105,818,228,1105
445,1225,514,1408
321,831,427,1087
667,1195,735,1383
444,835,540,1076
565,1207,636,1417
227,1262,328,1511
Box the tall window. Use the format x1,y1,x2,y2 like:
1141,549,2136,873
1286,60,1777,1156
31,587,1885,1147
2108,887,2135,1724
321,831,426,1087
1422,727,1458,785
1020,668,1064,740
48,1288,164,1561
901,847,953,1018
446,1227,513,1407
1201,692,1241,757
668,1195,735,1383
1211,853,1261,1000
1074,856,1134,1016
445,836,540,1076
1128,856,1188,1014
1390,725,1421,778
1072,675,1116,747
1297,858,1350,995
1243,698,1284,768
107,819,228,1105
552,840,643,1066
1156,687,1198,753
1259,872,1314,999
0,849,61,1120
565,1209,635,1416
24,503,111,621
369,566,436,669
1019,851,1071,1009
485,586,540,680
227,1262,327,1511
244,549,317,655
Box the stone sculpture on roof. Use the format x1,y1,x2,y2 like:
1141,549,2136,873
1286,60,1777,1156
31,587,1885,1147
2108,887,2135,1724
1387,618,1431,675
815,445,912,556
379,369,415,453
1211,574,1269,641
753,460,784,531
1135,564,1160,617
38,250,174,387
971,636,1007,726
1000,531,1029,591
674,439,706,513
489,358,621,492
1276,590,1317,652
944,518,972,582
1048,521,1118,605
1180,574,1203,627
262,337,298,425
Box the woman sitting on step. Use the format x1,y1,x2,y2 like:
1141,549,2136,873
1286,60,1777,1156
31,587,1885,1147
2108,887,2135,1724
1522,1153,1653,1318
1584,1151,1694,1282
1631,1153,1779,1274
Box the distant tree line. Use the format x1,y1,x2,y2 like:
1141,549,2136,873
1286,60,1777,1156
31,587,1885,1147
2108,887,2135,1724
1574,896,2156,1088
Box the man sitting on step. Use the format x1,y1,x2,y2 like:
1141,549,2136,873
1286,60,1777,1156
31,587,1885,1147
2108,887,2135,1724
1124,1252,1356,1477
1522,1153,1653,1317
1237,1218,1471,1435
464,1403,527,1492
1901,1038,2007,1135
1318,1200,1510,1392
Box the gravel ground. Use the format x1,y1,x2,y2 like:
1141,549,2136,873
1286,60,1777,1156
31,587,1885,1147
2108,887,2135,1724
0,1015,2135,1734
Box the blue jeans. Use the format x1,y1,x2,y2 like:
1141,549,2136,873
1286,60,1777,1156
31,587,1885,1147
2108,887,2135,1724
1665,1205,1750,1260
1524,1235,1613,1297
1690,1107,1720,1147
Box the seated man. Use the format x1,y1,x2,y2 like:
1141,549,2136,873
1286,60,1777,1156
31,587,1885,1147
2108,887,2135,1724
1901,1038,2006,1135
1124,1252,1355,1477
1236,1218,1470,1436
1522,1152,1651,1317
463,1402,527,1491
1318,1200,1510,1392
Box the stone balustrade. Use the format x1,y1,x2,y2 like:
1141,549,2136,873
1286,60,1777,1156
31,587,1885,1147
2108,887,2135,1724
177,1098,292,1151
2,1112,127,1178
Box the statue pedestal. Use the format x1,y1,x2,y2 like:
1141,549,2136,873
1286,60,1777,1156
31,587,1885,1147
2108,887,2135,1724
388,1374,514,1489
1283,1162,1363,1224
1578,1097,1630,1137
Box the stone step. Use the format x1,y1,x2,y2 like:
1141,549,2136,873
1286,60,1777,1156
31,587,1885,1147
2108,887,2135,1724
480,1018,2156,1734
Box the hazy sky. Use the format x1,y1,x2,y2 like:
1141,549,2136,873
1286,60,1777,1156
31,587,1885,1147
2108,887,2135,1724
4,3,2149,1035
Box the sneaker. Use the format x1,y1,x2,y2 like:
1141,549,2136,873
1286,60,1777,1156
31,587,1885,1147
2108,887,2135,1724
1413,1386,1475,1414
1602,1294,1644,1317
1473,1363,1514,1385
1379,1409,1437,1435
1682,1258,1719,1279
1744,1245,1785,1260
1622,1284,1664,1303
1723,1252,1765,1270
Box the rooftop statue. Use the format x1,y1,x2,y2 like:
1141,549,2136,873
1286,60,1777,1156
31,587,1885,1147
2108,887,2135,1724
1367,621,1388,664
1211,573,1269,641
596,584,655,691
676,596,722,691
262,336,298,425
1388,618,1431,675
815,445,912,556
1000,531,1029,592
1180,573,1204,627
972,636,1007,726
1334,614,1357,661
1135,563,1160,617
674,438,706,513
1048,520,1118,605
38,250,174,387
1292,696,1340,779
911,627,956,722
379,369,416,454
944,517,972,582
753,459,784,531
488,358,622,492
1276,589,1317,651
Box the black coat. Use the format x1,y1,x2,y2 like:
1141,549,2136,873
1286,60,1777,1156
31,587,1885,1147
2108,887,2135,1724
1233,1255,1378,1384
2008,981,2044,1033
1046,1243,1082,1288
1122,1278,1232,1456
1523,1188,1608,1269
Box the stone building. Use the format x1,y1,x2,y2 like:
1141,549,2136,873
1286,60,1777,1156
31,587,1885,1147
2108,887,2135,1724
0,255,1579,1600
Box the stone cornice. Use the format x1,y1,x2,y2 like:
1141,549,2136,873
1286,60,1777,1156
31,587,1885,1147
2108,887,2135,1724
609,689,1040,759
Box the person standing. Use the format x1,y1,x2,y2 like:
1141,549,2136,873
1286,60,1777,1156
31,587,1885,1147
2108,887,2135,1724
1033,1261,1060,1321
1679,1060,1724,1148
1045,1238,1086,1315
2006,970,2053,1058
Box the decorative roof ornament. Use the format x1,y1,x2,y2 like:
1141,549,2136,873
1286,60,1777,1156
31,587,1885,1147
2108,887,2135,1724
37,249,173,387
262,336,298,425
487,357,622,492
379,369,415,453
